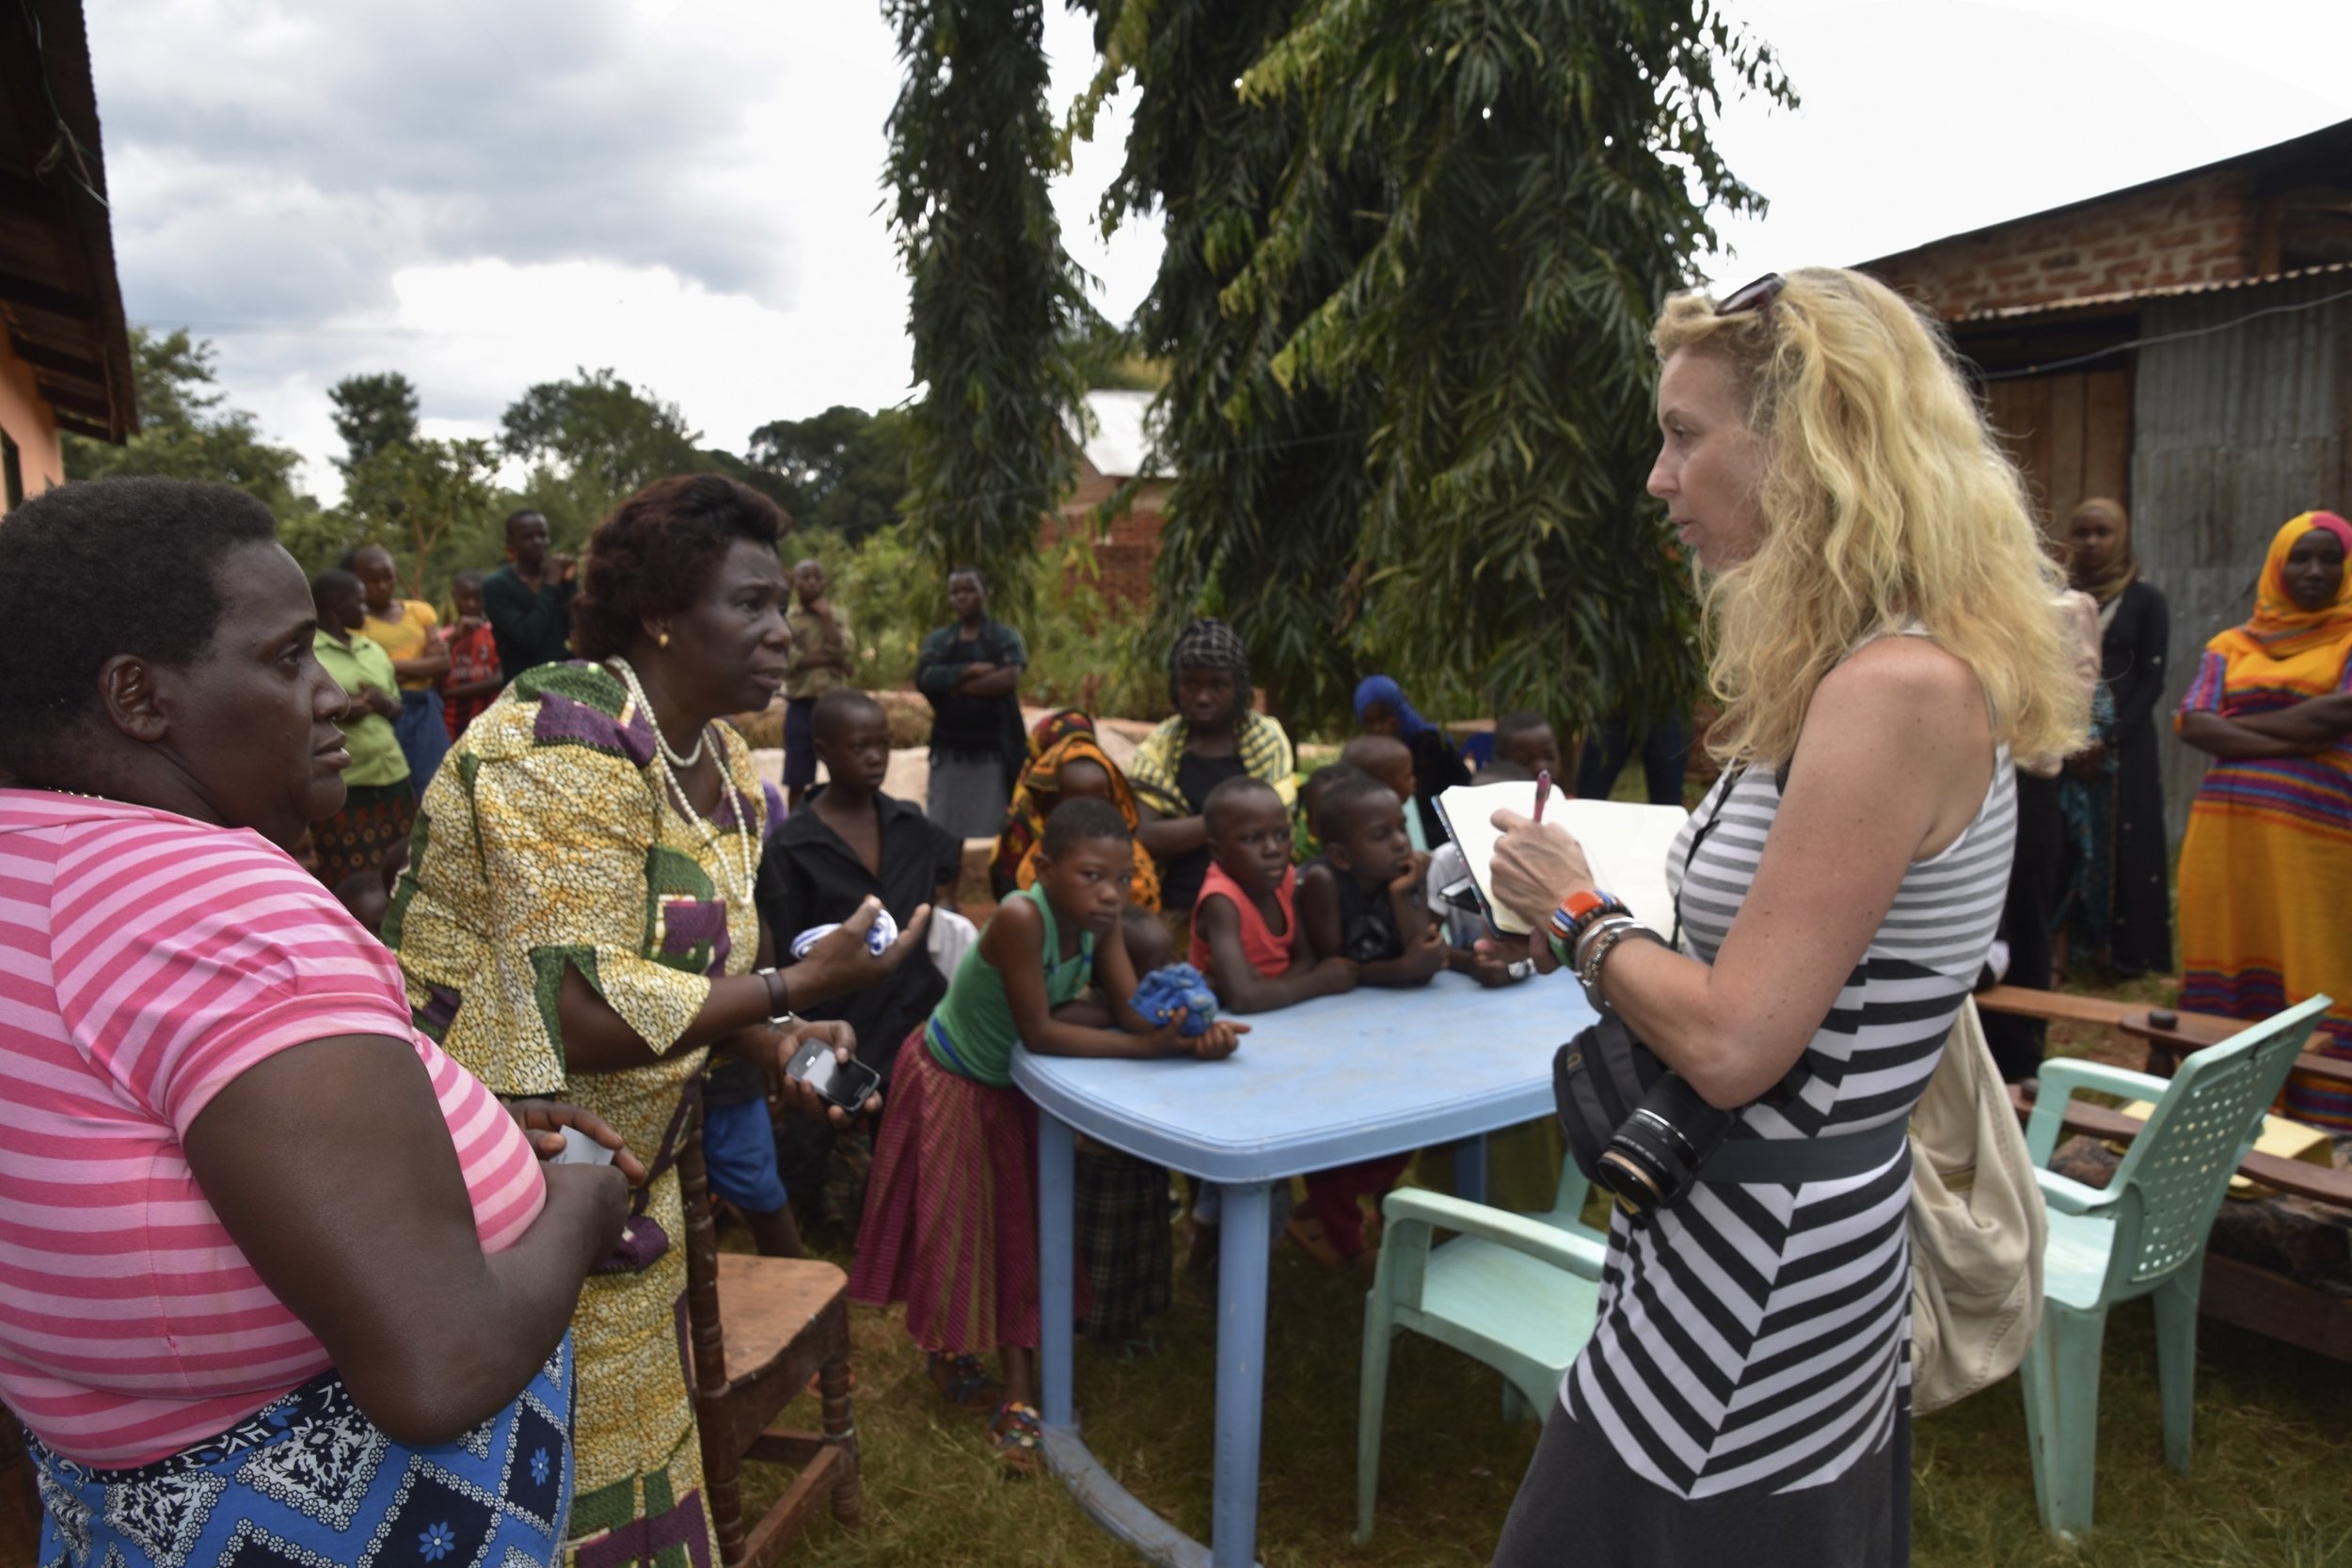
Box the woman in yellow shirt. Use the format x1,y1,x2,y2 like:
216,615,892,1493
351,543,452,791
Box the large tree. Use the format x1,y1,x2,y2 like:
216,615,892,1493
1081,0,1788,732
499,367,703,541
746,404,914,544
62,327,315,529
882,0,1090,610
327,372,421,476
335,437,503,596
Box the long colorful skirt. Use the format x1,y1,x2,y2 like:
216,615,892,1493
313,780,416,886
2177,765,2352,1129
29,1336,576,1567
849,1029,1089,1352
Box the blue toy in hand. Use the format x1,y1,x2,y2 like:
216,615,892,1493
1131,962,1218,1037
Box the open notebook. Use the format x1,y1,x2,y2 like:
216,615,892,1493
1431,782,1692,937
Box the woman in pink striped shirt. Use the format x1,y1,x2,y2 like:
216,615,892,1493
0,478,634,1568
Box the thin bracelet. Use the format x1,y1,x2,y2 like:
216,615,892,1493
755,966,795,1028
1573,912,1640,976
1581,921,1662,1012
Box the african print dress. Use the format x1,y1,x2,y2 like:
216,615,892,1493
387,662,771,1568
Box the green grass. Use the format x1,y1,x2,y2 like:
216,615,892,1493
742,1203,2352,1567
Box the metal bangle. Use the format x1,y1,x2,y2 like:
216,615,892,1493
1579,919,1654,1012
1572,913,1639,977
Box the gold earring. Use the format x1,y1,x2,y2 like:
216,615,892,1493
659,632,670,649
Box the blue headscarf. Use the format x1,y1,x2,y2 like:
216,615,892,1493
1353,674,1433,739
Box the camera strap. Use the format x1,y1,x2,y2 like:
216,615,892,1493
1696,1115,1911,1185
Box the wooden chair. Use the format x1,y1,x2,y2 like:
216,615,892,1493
679,1116,862,1566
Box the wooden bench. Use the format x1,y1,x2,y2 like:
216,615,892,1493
1982,988,2352,1364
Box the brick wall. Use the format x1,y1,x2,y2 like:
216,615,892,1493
1038,472,1170,611
1867,170,2255,319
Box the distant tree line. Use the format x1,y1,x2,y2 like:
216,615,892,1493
62,328,916,595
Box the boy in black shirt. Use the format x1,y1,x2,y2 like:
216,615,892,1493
755,689,964,1238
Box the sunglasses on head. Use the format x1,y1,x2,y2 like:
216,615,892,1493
1715,273,1785,318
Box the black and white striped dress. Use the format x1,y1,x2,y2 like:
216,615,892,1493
1523,748,2014,1560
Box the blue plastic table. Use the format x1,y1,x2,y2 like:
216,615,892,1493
1013,969,1596,1568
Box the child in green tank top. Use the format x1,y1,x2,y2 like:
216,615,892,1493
848,799,1248,1471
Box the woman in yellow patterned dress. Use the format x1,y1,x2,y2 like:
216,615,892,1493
385,474,916,1566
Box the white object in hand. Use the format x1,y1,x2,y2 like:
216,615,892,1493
789,908,899,960
551,1125,618,1165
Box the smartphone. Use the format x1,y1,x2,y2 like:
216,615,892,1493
786,1036,881,1111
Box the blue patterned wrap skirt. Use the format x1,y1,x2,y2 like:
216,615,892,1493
28,1334,575,1568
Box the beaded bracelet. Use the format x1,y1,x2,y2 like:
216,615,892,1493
1550,890,1629,952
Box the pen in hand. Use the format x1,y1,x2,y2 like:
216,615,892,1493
1533,768,1552,825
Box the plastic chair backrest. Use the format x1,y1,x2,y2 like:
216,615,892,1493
2106,996,2328,1288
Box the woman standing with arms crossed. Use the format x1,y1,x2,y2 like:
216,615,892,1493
388,474,919,1564
2174,510,2352,1129
1485,270,2083,1566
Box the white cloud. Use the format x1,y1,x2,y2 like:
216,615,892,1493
82,0,2352,508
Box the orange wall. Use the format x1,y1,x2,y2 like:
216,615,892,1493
0,336,67,512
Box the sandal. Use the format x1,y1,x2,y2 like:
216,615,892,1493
990,1401,1042,1476
927,1352,1001,1410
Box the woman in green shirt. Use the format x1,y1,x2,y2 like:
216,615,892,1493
308,568,413,886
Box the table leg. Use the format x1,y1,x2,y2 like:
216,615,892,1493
1038,1110,1077,1429
1212,1180,1275,1568
1454,1133,1488,1207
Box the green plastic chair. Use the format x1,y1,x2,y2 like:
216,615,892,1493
1355,1159,1604,1543
2018,993,2329,1538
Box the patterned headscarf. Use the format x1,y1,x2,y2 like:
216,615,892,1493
987,709,1162,911
2227,510,2352,662
1169,618,1251,715
1353,674,1434,740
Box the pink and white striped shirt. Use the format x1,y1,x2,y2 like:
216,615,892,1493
0,791,548,1466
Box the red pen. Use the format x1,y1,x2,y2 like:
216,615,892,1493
1533,768,1552,824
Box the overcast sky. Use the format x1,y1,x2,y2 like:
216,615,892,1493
85,0,2351,505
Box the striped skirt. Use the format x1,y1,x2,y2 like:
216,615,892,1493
848,1029,1089,1352
29,1336,575,1567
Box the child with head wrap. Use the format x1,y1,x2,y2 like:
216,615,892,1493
1128,619,1297,936
1353,673,1471,847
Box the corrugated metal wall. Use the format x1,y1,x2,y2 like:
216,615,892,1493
2126,274,2352,842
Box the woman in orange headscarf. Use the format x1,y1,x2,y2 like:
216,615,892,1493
988,709,1162,911
2177,510,2352,1126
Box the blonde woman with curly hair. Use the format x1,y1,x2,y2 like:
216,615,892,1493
1485,268,2086,1567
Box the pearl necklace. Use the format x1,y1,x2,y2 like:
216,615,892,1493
604,657,755,903
606,656,707,768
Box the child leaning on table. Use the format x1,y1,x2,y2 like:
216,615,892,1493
848,797,1246,1475
1184,775,1356,1277
1188,775,1357,1011
1292,768,1444,1276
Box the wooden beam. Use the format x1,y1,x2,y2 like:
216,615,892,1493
2008,1084,2352,1207
7,333,103,381
0,269,95,323
40,385,109,421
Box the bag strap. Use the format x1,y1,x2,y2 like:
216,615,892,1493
1698,1117,1910,1184
1670,767,1746,951
623,1077,704,1218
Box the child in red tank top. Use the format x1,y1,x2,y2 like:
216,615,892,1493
1188,777,1356,1010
